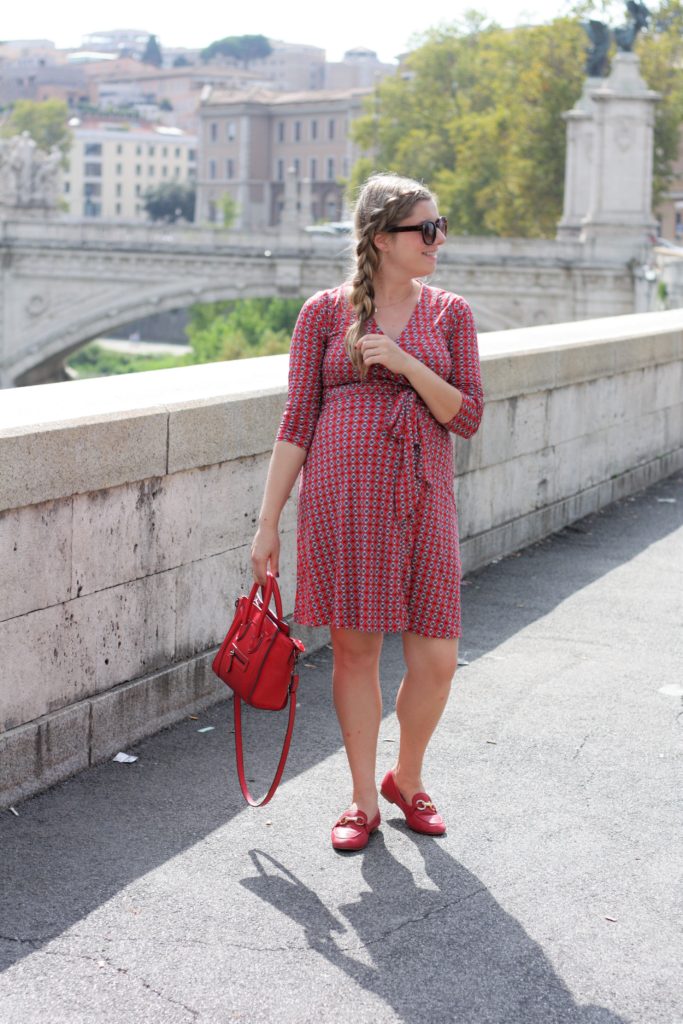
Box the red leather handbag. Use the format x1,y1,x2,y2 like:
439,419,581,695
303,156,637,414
212,572,305,807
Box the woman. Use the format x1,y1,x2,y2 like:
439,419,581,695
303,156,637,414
251,173,484,851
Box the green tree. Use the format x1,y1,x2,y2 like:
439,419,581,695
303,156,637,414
142,34,163,67
185,298,302,362
350,3,683,238
637,0,683,206
0,98,72,158
200,34,272,65
143,181,196,222
220,192,238,227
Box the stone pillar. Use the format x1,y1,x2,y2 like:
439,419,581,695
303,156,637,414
580,52,659,260
299,177,313,227
279,165,299,234
557,78,602,239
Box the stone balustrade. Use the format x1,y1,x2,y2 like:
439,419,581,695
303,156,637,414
1,308,682,809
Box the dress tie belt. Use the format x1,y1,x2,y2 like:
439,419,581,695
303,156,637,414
323,381,431,524
384,387,430,524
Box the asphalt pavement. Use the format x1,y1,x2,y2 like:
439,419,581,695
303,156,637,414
1,471,682,1024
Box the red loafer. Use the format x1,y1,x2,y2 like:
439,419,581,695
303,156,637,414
331,808,381,851
380,770,446,835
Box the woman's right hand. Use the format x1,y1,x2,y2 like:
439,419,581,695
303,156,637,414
250,523,280,587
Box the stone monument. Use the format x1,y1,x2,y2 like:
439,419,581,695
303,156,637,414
557,3,659,260
0,132,62,219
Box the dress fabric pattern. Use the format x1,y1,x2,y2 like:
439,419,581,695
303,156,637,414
275,283,484,638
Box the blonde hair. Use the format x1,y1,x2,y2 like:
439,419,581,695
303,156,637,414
345,173,433,378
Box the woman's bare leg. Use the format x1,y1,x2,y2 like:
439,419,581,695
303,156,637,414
330,626,384,817
391,632,459,801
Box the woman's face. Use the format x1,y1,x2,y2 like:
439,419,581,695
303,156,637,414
375,198,447,278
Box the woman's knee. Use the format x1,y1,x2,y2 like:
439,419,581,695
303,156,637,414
331,627,383,673
402,633,459,686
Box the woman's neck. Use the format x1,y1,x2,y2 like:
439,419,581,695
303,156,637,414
372,274,419,310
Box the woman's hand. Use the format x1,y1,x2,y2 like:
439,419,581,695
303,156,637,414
355,334,412,376
251,524,280,587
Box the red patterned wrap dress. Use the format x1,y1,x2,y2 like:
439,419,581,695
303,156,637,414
275,283,484,638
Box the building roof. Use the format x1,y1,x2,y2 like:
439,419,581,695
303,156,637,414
202,85,371,107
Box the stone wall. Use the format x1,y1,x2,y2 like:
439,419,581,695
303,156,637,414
1,309,682,808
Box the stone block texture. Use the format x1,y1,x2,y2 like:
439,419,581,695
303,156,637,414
1,309,682,807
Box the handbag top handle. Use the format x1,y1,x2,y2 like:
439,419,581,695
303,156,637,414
244,571,284,633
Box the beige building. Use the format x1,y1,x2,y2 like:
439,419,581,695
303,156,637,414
196,86,370,228
62,119,197,220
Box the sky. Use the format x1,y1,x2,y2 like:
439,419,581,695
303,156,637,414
1,0,601,64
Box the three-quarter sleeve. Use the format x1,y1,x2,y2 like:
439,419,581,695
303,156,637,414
275,289,329,450
443,296,484,438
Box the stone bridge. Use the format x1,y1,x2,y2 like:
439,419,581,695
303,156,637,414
0,217,650,387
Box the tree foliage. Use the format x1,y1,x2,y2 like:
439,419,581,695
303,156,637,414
143,181,196,223
350,3,683,237
142,34,163,67
200,34,272,65
185,298,302,362
0,99,72,157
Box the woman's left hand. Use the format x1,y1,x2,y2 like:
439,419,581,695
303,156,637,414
355,334,412,376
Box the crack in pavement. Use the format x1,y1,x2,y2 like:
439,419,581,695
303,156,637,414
335,884,489,952
41,948,201,1021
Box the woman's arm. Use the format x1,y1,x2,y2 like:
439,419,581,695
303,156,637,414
251,441,307,585
251,290,329,585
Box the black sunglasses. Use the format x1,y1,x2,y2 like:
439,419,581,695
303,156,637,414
387,216,448,245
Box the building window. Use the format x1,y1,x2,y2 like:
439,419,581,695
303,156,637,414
84,162,102,177
84,143,102,156
115,183,122,197
84,200,101,217
116,162,123,175
276,158,284,181
64,181,71,193
226,158,234,179
148,145,155,156
227,121,236,141
135,203,141,215
174,166,181,178
209,159,217,180
115,202,122,215
293,158,300,176
294,120,301,142
188,149,196,162
328,118,335,140
208,200,217,223
148,165,155,176
135,184,141,196
136,145,142,156
136,164,142,176
175,146,181,158
84,182,101,197
310,119,318,140
310,157,317,180
277,121,285,143
210,122,218,142
327,157,335,181
162,146,168,157
116,144,123,155
162,165,168,177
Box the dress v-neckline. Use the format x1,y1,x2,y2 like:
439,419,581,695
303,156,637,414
369,282,424,342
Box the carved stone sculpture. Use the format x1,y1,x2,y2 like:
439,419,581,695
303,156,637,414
0,132,62,215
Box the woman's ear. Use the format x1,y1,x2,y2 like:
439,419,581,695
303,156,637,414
373,231,390,254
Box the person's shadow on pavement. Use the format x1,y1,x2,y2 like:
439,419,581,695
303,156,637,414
241,825,627,1024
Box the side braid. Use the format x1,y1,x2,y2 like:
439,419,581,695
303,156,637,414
343,174,433,379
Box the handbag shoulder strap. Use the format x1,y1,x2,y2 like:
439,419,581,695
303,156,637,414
232,673,299,807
